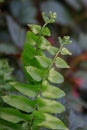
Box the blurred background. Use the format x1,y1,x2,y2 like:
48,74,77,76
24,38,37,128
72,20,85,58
0,0,87,129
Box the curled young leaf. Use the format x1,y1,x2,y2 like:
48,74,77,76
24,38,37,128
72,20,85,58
58,36,72,45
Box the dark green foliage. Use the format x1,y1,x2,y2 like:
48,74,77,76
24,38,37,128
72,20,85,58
0,12,72,130
0,59,13,94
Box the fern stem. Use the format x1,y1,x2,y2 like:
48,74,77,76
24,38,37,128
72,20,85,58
34,22,48,56
42,44,64,81
49,44,63,69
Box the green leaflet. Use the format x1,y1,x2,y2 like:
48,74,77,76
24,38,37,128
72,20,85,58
37,97,65,113
42,80,65,99
25,31,38,46
22,31,37,66
0,119,23,130
42,12,49,22
55,57,70,68
10,82,41,98
35,50,45,56
29,24,41,34
38,36,58,55
61,47,72,55
38,36,50,48
0,107,31,123
35,55,51,68
26,66,44,81
0,59,13,91
48,68,64,83
42,27,51,36
2,95,36,113
33,111,68,130
46,46,58,55
22,43,35,66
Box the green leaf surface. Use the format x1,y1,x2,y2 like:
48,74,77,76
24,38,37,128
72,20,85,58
38,36,58,55
34,111,68,130
38,36,50,48
37,97,65,113
55,57,70,68
29,24,41,34
26,31,38,46
26,66,44,81
61,47,72,55
32,126,39,130
42,80,65,99
46,46,58,55
35,55,51,68
0,119,23,130
42,12,49,22
42,27,51,36
2,95,36,113
10,82,41,98
35,50,45,56
48,68,64,83
22,43,35,66
0,107,31,123
22,31,38,66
